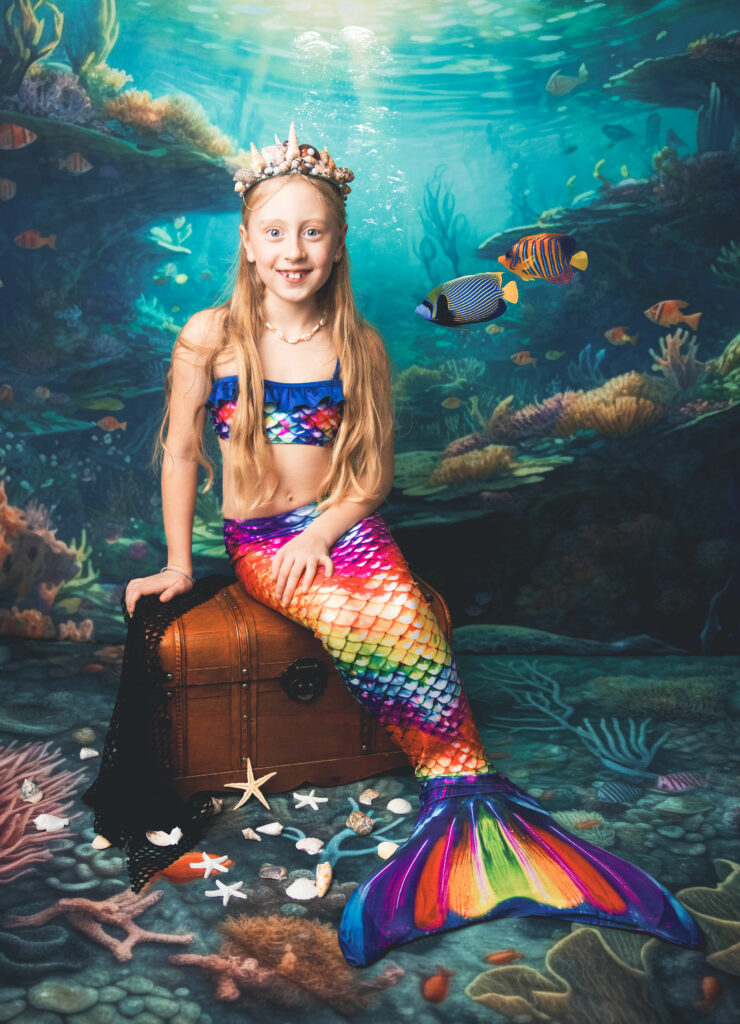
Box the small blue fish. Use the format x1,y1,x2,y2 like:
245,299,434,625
415,272,518,328
595,781,643,805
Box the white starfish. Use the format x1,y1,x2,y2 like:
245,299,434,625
205,879,247,907
224,758,277,810
188,852,230,879
293,789,329,811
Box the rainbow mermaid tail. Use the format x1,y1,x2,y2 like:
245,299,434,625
338,772,702,966
223,501,702,966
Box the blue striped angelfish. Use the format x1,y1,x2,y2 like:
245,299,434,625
415,272,518,328
498,233,588,284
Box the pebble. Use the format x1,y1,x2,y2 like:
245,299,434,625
685,842,707,856
28,982,98,1014
97,988,126,1004
657,825,684,839
0,1001,26,1022
118,977,153,996
144,996,179,1019
259,864,288,880
346,810,374,835
117,997,145,1017
173,989,190,998
10,1012,63,1024
66,1007,122,1024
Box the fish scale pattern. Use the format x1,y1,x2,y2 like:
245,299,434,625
223,501,490,778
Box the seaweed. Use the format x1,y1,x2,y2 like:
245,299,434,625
0,0,64,95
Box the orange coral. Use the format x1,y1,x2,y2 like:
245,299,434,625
104,89,169,134
429,444,517,487
555,394,665,439
0,605,56,639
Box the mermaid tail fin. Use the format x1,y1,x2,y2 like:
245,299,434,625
338,772,702,966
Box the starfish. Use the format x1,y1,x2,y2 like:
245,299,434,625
224,758,277,810
293,789,329,811
188,852,230,879
204,879,247,907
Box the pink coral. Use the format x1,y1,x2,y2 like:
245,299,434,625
0,741,88,883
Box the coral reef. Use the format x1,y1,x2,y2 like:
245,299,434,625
3,65,107,130
487,391,582,444
172,914,403,1013
103,89,235,156
429,444,517,487
0,741,88,883
442,431,488,459
0,0,64,94
568,343,607,388
6,889,194,961
589,674,729,719
551,372,676,439
649,328,703,389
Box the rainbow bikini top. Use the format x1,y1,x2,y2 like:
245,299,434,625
205,356,344,446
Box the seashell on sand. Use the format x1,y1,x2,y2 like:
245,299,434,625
34,813,69,832
210,797,224,814
20,778,43,804
296,837,324,855
316,861,332,897
346,810,374,835
242,828,261,841
387,798,412,815
359,788,379,806
285,876,317,900
91,834,111,850
72,727,96,745
145,826,183,846
377,841,399,860
256,822,283,836
259,864,288,880
79,747,99,760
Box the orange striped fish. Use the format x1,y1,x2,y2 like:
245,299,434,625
0,123,37,149
0,177,17,200
14,229,56,249
644,300,701,331
58,152,93,175
498,232,588,284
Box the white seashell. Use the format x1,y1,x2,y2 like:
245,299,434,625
315,860,332,897
296,837,324,855
387,798,412,814
34,813,69,832
285,121,300,162
285,877,318,900
242,828,261,841
91,834,111,850
377,841,399,860
359,788,379,806
145,826,183,846
256,822,283,836
79,747,99,760
20,778,43,803
210,797,224,814
250,141,266,172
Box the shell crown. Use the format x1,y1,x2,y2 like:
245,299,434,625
233,121,354,202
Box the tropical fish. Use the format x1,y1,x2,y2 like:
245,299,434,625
593,159,612,187
152,851,233,884
58,152,93,175
498,233,588,284
656,29,668,41
0,177,17,200
485,948,526,964
545,62,588,96
0,123,37,149
0,384,13,404
594,781,643,805
14,229,56,250
566,174,577,189
620,164,629,177
415,272,519,328
605,327,639,346
655,772,707,792
96,416,127,431
421,967,455,1003
692,976,721,1013
441,396,463,409
511,351,537,367
601,124,635,142
545,350,565,360
666,128,688,148
574,818,603,830
174,273,188,284
644,300,702,330
485,323,505,336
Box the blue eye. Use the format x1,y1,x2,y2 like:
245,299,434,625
306,228,319,237
268,228,280,238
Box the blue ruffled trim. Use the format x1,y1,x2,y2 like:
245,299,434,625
206,374,344,411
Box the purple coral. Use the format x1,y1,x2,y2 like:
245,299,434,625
487,391,582,443
442,432,488,460
4,69,109,130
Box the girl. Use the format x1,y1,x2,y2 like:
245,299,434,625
121,125,700,966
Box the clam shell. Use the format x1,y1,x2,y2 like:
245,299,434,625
79,747,99,760
242,828,261,841
259,864,288,880
91,834,111,850
346,810,374,835
316,861,332,897
20,778,43,804
296,837,324,855
285,876,317,900
377,841,399,860
359,788,379,806
34,813,69,832
387,798,412,815
256,822,283,836
146,826,183,846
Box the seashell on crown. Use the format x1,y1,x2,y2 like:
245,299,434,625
232,121,354,203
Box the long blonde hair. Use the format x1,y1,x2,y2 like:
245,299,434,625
152,174,393,516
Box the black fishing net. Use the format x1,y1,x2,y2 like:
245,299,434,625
81,573,234,892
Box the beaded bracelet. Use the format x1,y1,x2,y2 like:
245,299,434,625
160,565,196,583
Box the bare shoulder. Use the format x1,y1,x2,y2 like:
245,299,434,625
173,305,228,366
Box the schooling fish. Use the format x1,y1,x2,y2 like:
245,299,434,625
498,233,588,284
415,272,518,328
605,327,639,346
644,300,702,330
14,229,56,250
545,62,588,96
0,123,37,149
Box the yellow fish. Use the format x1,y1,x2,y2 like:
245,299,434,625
545,350,565,360
620,164,629,177
484,323,505,336
566,174,577,189
441,396,463,410
174,273,188,284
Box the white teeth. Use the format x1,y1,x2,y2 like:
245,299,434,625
281,270,308,280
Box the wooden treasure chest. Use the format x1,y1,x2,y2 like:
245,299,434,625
158,573,452,799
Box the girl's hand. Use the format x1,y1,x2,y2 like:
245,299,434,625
124,569,193,617
270,533,333,606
